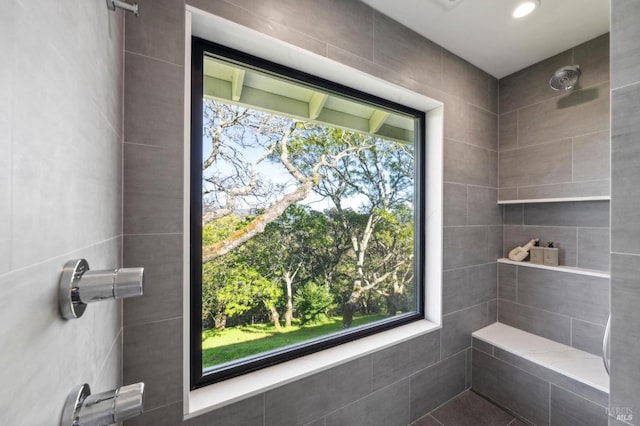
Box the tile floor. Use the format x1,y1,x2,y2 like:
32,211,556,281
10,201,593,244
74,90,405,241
412,390,529,426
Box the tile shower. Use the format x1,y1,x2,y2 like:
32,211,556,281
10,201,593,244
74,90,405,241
120,2,616,425
470,33,612,425
7,0,640,425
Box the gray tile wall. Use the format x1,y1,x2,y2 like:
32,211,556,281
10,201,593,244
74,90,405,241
500,200,610,354
498,34,610,202
497,35,612,362
0,2,124,424
497,265,609,355
611,2,640,424
472,346,609,426
122,0,499,424
503,201,610,271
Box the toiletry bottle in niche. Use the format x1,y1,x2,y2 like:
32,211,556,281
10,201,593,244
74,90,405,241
530,240,544,264
543,242,559,267
508,238,538,262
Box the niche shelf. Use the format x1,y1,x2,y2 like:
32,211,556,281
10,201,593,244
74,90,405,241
497,196,610,205
497,258,610,279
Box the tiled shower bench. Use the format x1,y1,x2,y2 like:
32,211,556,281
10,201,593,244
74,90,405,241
471,322,609,426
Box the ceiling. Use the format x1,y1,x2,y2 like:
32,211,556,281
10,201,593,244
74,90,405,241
361,0,609,79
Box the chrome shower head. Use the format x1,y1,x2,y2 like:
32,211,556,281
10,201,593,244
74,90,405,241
549,65,581,91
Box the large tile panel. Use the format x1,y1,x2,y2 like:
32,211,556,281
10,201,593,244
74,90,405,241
410,352,467,422
571,319,606,356
503,205,523,225
517,180,610,201
610,253,640,419
611,0,640,89
498,300,571,345
11,40,122,268
123,234,183,326
498,111,517,151
550,385,608,426
187,0,326,57
186,395,265,426
499,140,573,189
443,51,490,110
443,183,467,226
577,227,610,271
472,349,550,426
517,268,609,325
430,390,514,426
467,263,498,306
498,263,517,302
229,0,375,62
465,104,497,150
444,139,497,187
444,268,468,314
499,50,573,114
123,318,183,411
123,143,183,234
442,94,467,142
442,303,489,358
443,227,489,270
264,356,372,426
0,0,10,275
372,331,441,390
523,201,609,228
611,83,640,255
517,82,610,147
325,380,410,426
374,12,442,89
467,187,501,225
124,52,184,148
125,0,184,65
0,239,121,424
573,131,610,183
491,346,608,407
573,33,610,89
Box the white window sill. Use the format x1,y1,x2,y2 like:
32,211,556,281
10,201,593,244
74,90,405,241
186,319,439,418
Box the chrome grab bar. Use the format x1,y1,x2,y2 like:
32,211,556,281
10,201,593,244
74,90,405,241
603,314,611,375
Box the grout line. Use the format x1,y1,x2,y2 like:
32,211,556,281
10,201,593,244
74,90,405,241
465,184,469,226
569,317,573,346
515,262,518,304
124,49,185,68
548,382,552,426
611,80,640,92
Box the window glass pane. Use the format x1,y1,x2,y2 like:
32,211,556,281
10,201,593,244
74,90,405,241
195,49,423,381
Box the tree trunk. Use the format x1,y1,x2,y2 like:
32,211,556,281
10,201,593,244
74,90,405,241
284,283,293,328
341,214,376,328
214,315,227,330
269,306,281,330
341,281,364,329
341,301,357,329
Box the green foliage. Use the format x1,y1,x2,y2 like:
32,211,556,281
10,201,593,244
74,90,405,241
201,102,418,334
293,282,336,325
202,215,249,245
202,314,386,367
201,214,285,327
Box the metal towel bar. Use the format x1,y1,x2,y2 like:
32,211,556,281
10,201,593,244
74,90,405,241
603,314,611,375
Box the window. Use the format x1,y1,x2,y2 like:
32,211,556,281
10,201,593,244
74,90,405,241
190,38,426,388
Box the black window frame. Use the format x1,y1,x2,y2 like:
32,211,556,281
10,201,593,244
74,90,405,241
190,37,426,389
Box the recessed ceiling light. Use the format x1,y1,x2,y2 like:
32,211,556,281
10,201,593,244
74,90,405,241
513,0,540,18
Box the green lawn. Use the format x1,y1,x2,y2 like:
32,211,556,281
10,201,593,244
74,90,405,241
202,314,386,368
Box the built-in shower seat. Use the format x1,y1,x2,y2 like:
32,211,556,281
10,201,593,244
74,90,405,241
471,322,609,426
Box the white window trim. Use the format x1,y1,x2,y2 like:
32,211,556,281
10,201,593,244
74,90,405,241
183,6,443,418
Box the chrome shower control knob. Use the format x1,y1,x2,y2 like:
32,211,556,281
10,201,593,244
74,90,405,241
114,268,144,299
59,259,144,320
61,382,145,426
